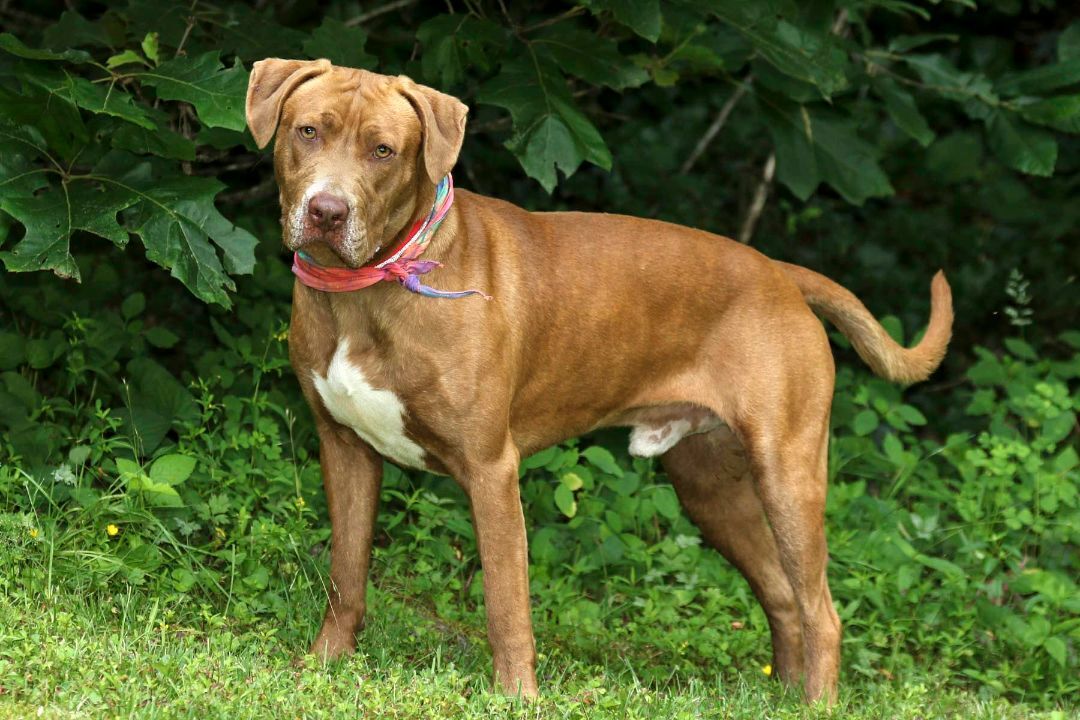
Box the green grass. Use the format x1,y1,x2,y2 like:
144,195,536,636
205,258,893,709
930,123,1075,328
0,580,1065,720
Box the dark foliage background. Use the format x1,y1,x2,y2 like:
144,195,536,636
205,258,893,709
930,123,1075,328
0,0,1077,710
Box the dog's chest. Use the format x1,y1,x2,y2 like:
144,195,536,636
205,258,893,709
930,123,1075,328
312,340,427,470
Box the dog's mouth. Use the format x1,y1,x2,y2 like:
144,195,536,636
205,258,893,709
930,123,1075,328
291,235,375,269
282,214,374,269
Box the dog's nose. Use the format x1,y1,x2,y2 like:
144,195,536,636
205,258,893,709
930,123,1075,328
307,192,349,231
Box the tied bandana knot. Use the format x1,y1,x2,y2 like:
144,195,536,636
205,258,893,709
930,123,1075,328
291,174,492,300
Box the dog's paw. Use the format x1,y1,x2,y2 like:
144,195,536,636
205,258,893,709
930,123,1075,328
306,631,356,663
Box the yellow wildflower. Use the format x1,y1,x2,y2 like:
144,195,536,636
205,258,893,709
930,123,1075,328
762,664,773,677
29,527,39,539
106,523,119,537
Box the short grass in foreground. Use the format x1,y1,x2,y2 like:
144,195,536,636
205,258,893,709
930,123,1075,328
0,583,1066,720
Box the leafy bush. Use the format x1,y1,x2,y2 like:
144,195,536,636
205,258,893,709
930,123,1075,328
2,276,1076,703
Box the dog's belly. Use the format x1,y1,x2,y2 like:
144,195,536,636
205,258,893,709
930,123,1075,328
312,340,428,470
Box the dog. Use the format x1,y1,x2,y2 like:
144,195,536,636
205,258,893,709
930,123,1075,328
245,58,952,704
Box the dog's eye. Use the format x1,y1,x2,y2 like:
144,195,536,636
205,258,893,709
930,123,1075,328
298,126,317,141
373,144,394,159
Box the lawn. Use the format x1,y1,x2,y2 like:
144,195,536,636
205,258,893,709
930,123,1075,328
0,574,1065,720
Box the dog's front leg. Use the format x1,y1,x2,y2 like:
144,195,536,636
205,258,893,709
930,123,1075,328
310,420,383,660
460,447,539,698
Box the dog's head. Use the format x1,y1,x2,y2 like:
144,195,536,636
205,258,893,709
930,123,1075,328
245,59,468,267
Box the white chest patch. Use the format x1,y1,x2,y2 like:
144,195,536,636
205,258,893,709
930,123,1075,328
313,340,427,470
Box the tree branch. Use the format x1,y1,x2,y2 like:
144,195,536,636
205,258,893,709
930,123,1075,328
737,153,775,245
679,79,750,176
345,0,419,27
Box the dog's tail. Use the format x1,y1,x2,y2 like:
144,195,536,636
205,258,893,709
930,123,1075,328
777,262,953,385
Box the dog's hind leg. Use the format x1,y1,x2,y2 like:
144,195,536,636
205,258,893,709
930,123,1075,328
738,398,842,705
661,428,805,686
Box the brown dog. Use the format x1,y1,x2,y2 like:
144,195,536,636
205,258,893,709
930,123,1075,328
245,58,952,704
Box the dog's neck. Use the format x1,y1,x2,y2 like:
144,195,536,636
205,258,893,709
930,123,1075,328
369,179,441,267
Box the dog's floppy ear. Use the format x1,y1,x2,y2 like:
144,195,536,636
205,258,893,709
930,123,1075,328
246,58,332,148
399,78,469,184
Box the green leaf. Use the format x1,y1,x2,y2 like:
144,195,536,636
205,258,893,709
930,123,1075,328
0,138,252,302
521,446,559,471
0,82,88,163
127,472,184,506
1044,636,1067,667
887,34,958,54
518,116,579,194
68,445,91,465
16,62,155,130
209,3,308,60
142,32,160,66
90,155,257,305
244,565,270,590
759,95,894,205
611,471,640,496
853,410,879,436
1003,337,1037,360
115,457,142,477
916,553,966,584
0,33,91,63
136,53,248,131
0,181,134,281
417,14,507,88
25,335,64,369
123,356,198,454
985,111,1057,177
0,331,24,370
0,124,53,198
145,326,179,348
302,18,377,69
880,315,904,344
111,120,197,161
106,50,146,69
1054,445,1079,474
652,485,680,520
882,433,907,466
1060,330,1080,349
582,446,624,477
554,482,577,518
121,292,146,320
709,4,847,97
596,0,662,42
996,58,1080,96
42,12,112,51
1061,22,1080,62
171,567,197,592
925,131,983,183
149,454,196,485
478,56,611,191
897,405,927,426
534,26,648,90
560,472,584,492
876,78,935,147
1019,94,1080,133
901,54,998,106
